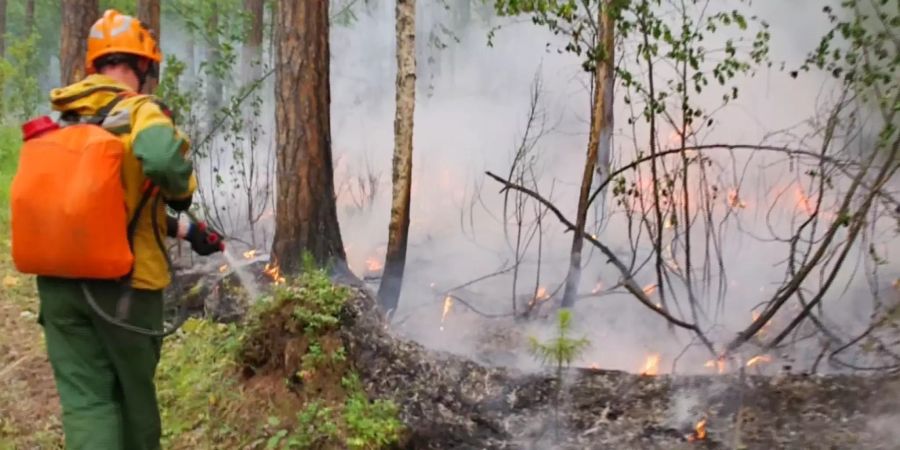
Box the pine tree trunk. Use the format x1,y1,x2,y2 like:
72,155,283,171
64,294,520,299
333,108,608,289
60,0,98,86
241,0,264,85
137,0,160,93
25,0,34,33
271,0,345,274
0,0,7,56
377,0,416,316
560,1,615,309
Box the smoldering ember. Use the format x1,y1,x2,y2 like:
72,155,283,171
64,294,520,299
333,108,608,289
1,1,898,450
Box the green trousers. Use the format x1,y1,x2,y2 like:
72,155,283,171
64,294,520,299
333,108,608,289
37,277,163,450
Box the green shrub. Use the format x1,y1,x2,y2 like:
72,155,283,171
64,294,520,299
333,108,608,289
0,125,21,231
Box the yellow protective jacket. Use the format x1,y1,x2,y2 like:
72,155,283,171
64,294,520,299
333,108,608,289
49,74,196,290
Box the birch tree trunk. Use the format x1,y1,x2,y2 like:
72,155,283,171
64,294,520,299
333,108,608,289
594,65,615,211
377,0,416,316
271,0,345,274
60,0,99,86
560,1,615,309
137,0,160,93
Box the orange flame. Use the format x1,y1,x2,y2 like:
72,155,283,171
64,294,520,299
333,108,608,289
589,362,601,370
751,310,772,337
440,295,453,326
687,417,707,442
794,186,816,216
640,353,660,376
535,286,549,301
746,354,772,367
591,281,604,294
704,358,728,374
263,262,285,285
642,284,657,296
218,264,229,273
366,256,383,273
243,249,258,259
727,189,747,209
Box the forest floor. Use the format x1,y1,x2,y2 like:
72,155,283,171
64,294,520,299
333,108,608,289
0,249,63,450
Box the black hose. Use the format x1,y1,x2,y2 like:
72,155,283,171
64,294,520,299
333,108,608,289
82,195,191,337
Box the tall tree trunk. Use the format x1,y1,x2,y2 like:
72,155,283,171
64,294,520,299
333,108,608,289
594,64,614,211
241,0,264,85
137,0,160,93
60,0,99,86
0,0,7,56
377,0,416,316
25,0,34,33
560,1,615,309
204,9,221,115
271,0,345,273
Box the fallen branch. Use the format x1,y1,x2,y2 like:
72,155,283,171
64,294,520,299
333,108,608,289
485,171,716,356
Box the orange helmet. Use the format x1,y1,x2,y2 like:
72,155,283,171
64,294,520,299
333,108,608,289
85,9,161,75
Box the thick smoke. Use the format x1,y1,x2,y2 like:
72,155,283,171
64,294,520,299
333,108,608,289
163,0,899,376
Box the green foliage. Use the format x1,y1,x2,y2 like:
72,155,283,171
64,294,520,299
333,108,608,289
342,374,404,449
0,33,42,121
0,126,21,232
276,263,350,336
152,268,402,449
798,1,898,121
267,402,339,449
528,309,590,372
155,318,244,446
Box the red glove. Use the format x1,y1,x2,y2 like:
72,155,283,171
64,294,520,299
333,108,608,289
186,221,224,256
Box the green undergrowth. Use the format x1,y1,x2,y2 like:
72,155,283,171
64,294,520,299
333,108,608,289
158,261,404,449
0,125,20,234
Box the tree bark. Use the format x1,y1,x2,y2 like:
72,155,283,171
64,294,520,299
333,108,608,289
271,0,345,274
60,0,99,86
0,0,7,56
137,0,160,93
560,1,615,308
377,0,416,316
25,0,34,33
241,0,265,85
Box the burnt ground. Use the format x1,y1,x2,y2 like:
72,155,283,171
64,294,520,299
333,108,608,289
338,285,900,450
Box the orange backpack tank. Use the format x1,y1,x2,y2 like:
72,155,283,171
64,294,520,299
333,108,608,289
10,115,134,279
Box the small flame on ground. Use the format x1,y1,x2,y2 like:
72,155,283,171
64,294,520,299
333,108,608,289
218,264,229,273
591,281,604,294
589,362,601,370
536,286,549,301
642,284,657,296
243,249,258,259
687,417,707,442
439,295,454,331
366,256,383,273
640,353,660,376
746,354,772,367
704,358,728,374
263,262,285,285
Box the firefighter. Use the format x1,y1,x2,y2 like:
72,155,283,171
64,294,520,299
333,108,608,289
36,10,221,450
